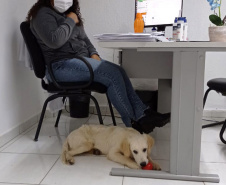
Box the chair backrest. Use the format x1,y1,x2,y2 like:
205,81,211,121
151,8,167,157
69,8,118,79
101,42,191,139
20,21,46,79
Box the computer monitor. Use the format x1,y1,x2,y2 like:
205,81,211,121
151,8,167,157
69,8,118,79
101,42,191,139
135,0,183,31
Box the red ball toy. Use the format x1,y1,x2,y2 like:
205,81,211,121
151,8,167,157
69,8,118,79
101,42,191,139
142,162,153,170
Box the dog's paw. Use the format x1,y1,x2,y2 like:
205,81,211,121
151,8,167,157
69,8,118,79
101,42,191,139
65,157,75,165
127,163,140,169
152,162,161,171
63,154,75,165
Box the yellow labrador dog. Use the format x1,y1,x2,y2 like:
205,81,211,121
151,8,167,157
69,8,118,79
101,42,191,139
61,125,161,170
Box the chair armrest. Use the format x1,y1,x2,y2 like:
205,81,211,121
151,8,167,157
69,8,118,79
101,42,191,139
47,56,94,90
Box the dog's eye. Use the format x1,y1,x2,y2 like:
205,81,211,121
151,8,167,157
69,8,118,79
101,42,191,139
133,150,138,154
143,148,147,152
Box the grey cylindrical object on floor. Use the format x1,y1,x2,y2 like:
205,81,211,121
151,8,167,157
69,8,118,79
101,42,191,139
110,168,220,183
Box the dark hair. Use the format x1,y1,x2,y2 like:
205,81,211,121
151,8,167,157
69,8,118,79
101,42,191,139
26,0,83,26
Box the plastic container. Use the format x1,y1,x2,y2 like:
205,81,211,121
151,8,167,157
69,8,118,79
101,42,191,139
173,17,178,41
177,17,184,23
173,23,178,41
183,17,188,41
177,17,184,41
69,95,90,118
134,13,144,33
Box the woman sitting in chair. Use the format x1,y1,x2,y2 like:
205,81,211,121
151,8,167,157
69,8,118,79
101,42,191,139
26,0,170,134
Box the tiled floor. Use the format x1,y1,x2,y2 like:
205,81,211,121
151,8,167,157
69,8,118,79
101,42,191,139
0,112,225,185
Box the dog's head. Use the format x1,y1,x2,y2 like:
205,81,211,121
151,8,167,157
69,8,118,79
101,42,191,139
121,134,154,168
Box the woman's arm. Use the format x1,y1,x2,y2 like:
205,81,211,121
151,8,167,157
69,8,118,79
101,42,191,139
32,8,76,49
81,27,100,58
91,54,101,61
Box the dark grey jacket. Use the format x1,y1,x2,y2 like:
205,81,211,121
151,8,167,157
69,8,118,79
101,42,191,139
30,7,99,64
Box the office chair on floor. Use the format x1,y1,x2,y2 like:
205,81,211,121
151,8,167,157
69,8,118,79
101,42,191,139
203,78,226,144
20,21,116,141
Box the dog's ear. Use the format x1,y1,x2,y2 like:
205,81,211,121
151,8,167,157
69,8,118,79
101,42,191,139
120,138,131,157
146,134,154,155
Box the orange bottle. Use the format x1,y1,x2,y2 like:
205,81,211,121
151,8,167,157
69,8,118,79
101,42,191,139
134,13,144,33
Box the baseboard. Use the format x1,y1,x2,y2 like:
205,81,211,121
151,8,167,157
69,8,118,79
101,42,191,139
203,109,226,118
0,110,54,148
64,105,120,116
89,105,120,116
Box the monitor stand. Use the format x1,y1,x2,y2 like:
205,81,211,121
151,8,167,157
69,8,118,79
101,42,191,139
156,25,166,32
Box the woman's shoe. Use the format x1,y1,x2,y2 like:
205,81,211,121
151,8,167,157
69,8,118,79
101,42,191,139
144,109,170,127
131,121,145,134
132,112,170,134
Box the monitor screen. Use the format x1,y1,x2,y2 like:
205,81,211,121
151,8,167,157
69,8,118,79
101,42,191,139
135,0,183,28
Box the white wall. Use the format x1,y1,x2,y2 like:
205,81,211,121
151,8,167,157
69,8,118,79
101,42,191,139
0,0,45,137
183,0,226,111
80,0,135,61
81,0,226,111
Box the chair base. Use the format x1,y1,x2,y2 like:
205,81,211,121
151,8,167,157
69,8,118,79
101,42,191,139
202,120,226,144
55,97,66,127
202,121,224,129
34,92,116,141
203,87,226,144
220,120,226,144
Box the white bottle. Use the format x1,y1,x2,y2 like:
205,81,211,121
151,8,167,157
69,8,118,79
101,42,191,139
173,17,178,41
173,24,178,41
183,17,188,41
177,17,184,41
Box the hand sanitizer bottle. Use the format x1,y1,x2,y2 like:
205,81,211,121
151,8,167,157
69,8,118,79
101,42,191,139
134,13,144,33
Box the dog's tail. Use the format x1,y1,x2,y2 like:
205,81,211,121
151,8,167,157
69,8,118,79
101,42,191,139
61,139,74,165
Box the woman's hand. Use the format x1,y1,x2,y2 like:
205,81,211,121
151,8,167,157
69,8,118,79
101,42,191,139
91,54,101,61
66,12,79,24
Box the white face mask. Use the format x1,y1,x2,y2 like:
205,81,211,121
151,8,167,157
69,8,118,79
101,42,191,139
54,0,73,13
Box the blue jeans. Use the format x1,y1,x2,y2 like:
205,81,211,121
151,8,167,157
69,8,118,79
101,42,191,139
46,57,147,126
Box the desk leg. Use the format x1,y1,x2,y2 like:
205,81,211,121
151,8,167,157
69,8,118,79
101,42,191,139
170,51,205,176
110,50,219,183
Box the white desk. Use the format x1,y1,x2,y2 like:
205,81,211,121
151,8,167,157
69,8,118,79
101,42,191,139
99,41,226,182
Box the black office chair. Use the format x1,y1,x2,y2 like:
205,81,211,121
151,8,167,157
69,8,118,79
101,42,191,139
203,78,226,144
20,21,116,141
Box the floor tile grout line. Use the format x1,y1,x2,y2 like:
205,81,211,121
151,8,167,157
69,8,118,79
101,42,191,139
39,155,60,185
0,134,25,153
200,161,226,164
0,181,38,185
0,152,60,156
1,134,67,153
0,123,39,152
21,123,38,135
0,115,67,153
25,133,67,136
201,141,226,146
